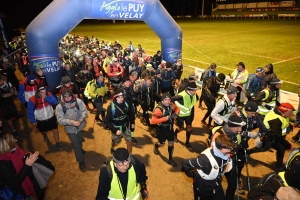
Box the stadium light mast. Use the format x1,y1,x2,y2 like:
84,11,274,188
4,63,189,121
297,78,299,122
201,0,204,16
195,0,198,17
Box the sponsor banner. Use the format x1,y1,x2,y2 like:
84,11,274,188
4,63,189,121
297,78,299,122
165,49,182,63
29,53,62,90
0,16,11,52
92,0,146,20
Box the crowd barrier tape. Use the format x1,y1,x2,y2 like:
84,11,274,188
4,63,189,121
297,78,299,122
185,65,299,109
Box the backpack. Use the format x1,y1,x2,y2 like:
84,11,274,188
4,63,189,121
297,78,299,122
60,98,80,114
110,101,129,119
100,156,140,182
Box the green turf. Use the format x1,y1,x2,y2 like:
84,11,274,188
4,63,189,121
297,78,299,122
71,19,300,93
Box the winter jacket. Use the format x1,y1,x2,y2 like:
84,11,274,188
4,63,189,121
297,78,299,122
18,79,38,104
56,98,88,133
27,92,57,123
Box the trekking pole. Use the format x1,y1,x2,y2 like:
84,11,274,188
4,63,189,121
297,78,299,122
244,149,251,191
235,154,240,200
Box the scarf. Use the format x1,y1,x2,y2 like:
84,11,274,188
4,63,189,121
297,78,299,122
0,146,36,197
213,146,229,160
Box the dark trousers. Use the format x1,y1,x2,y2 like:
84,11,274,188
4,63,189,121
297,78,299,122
202,100,214,126
235,86,242,103
67,131,84,163
193,183,225,200
224,156,237,200
162,86,175,96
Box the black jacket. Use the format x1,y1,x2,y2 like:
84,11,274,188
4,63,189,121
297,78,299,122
182,148,228,195
96,156,148,200
105,100,135,134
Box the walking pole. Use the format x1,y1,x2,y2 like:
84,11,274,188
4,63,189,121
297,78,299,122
244,149,251,191
235,154,240,200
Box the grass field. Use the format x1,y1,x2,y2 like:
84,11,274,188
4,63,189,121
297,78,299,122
71,19,300,93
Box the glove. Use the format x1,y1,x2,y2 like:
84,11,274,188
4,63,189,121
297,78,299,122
24,102,28,108
265,105,272,110
140,183,149,199
254,137,262,148
171,113,177,119
248,132,258,139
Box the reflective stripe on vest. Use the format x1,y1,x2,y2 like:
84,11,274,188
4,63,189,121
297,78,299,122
177,91,196,117
263,111,289,136
197,148,232,180
278,172,288,187
108,161,140,200
259,89,276,115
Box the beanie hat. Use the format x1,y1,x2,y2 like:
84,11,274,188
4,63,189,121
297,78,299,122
113,89,124,99
62,88,73,97
227,114,246,127
256,67,264,73
278,102,295,113
270,78,283,85
37,84,46,92
166,62,172,68
187,82,197,90
244,101,259,112
226,86,238,95
161,92,171,101
113,148,130,163
216,73,225,82
27,74,36,82
61,76,71,84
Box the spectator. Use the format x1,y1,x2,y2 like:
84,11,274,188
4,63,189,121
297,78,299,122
173,58,183,90
107,58,124,90
262,63,277,88
0,133,55,200
0,75,21,137
51,76,80,99
161,62,176,96
230,62,249,104
76,64,94,108
244,67,264,100
61,62,77,84
35,66,48,88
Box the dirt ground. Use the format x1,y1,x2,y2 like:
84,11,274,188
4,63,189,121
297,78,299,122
7,70,299,200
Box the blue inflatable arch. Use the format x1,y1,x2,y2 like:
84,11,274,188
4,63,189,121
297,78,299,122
26,0,182,90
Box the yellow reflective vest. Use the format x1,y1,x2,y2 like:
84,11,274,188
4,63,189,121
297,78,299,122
258,89,277,116
108,161,140,200
263,111,289,136
175,91,196,117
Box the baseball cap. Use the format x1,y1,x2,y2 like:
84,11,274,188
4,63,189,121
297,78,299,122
270,78,283,85
278,102,295,113
244,101,259,112
256,67,264,73
27,74,36,82
62,88,73,97
226,86,239,95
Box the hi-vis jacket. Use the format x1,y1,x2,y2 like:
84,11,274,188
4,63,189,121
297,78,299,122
175,90,196,117
264,110,289,136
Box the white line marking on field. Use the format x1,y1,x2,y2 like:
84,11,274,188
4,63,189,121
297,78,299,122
143,39,160,42
273,55,300,65
186,25,297,38
229,51,283,61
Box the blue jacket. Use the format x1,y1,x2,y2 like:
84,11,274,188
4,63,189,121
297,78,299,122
161,70,176,88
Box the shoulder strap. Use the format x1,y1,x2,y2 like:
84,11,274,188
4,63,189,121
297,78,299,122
111,102,115,118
